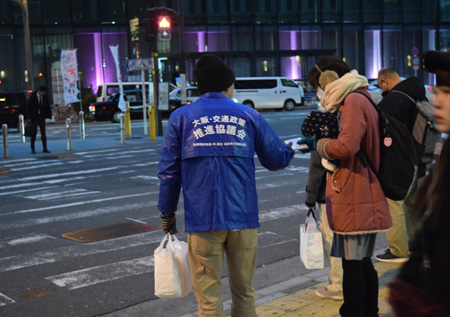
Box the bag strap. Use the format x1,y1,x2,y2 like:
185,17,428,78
305,208,319,230
349,91,380,177
391,89,416,104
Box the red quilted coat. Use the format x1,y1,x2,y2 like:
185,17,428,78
317,89,392,234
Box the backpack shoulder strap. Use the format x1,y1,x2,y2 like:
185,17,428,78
349,91,379,176
391,89,416,104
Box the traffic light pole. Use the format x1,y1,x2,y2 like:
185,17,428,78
152,53,162,136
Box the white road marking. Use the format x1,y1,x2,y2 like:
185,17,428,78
11,162,64,171
0,201,156,230
46,256,154,290
0,233,56,248
17,167,119,181
0,191,157,217
124,217,147,224
0,186,56,197
0,293,15,306
259,205,308,222
0,231,163,273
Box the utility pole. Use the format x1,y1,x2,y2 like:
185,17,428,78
12,0,34,91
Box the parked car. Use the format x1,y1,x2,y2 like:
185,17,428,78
89,90,147,123
233,77,304,111
0,91,28,129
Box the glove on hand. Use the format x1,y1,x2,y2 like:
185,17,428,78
161,213,178,235
297,137,318,152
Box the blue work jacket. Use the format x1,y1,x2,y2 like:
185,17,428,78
158,92,293,232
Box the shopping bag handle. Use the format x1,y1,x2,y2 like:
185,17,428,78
305,208,319,230
159,233,175,251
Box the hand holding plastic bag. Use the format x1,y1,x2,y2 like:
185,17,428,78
154,233,192,298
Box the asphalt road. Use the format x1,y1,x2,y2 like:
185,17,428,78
0,108,388,317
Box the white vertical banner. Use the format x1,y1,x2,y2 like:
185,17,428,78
109,45,126,112
60,49,80,105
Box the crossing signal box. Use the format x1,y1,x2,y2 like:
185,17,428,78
158,16,171,41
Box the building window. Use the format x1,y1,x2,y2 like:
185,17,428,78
256,56,277,76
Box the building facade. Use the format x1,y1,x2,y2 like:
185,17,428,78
1,0,449,102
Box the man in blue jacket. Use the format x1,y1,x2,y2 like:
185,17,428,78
157,55,294,316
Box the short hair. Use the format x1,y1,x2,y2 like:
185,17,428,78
38,86,47,92
378,68,399,78
307,56,352,88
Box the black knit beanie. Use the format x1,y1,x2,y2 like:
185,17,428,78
194,55,235,95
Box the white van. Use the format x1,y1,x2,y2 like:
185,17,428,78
96,82,149,102
234,77,304,111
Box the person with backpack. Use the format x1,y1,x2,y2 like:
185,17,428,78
388,50,450,317
375,69,428,262
304,56,392,317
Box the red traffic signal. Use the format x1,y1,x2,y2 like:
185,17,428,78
158,16,170,29
158,16,171,41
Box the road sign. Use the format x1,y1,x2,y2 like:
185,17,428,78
411,47,419,56
125,75,142,82
412,56,420,70
125,58,152,71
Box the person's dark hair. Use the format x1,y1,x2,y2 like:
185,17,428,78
307,56,352,88
38,86,47,92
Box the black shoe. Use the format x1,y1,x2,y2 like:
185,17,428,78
31,149,36,154
43,149,51,153
375,249,408,263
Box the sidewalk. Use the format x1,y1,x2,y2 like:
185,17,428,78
251,260,398,317
102,257,400,317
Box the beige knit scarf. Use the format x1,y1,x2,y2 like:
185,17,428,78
322,70,368,113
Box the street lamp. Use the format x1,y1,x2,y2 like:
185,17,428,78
12,0,34,91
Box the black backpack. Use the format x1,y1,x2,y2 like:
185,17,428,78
353,91,417,201
391,90,442,165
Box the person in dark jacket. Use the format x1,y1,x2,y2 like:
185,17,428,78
375,69,427,262
26,86,52,153
302,109,343,300
157,55,294,317
389,50,450,316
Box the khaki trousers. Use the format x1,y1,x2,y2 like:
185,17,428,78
319,203,343,292
188,229,257,317
385,198,409,257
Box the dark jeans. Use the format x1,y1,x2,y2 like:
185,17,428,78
30,116,47,151
340,257,379,317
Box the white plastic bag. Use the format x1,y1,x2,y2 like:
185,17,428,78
300,209,324,269
154,233,193,298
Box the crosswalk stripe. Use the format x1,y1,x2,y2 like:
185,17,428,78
0,233,56,248
46,256,154,290
0,191,157,217
0,293,15,306
0,231,162,273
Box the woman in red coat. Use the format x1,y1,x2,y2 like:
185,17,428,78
308,57,392,316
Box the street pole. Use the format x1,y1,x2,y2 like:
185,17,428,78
178,0,187,104
12,0,34,91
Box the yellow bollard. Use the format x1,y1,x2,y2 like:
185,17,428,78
125,102,131,137
148,104,156,141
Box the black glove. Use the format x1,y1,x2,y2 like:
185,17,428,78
161,213,178,235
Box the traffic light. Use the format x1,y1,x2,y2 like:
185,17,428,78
158,16,171,41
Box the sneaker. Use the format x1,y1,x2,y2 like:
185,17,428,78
375,249,408,263
315,287,343,301
43,149,51,153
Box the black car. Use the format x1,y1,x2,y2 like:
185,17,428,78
0,91,28,129
89,90,148,123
